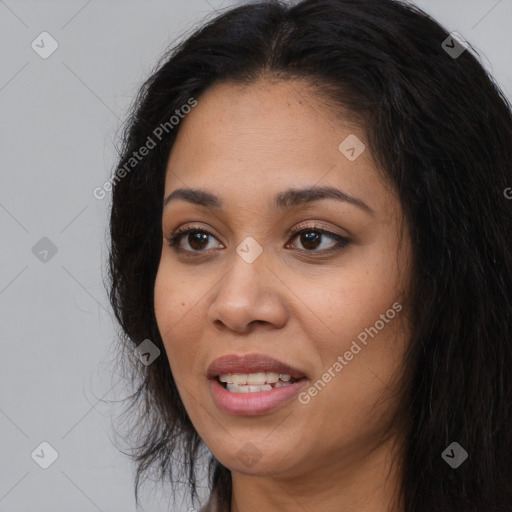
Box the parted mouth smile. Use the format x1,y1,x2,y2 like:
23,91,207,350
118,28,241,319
216,371,305,393
207,352,308,381
207,353,309,414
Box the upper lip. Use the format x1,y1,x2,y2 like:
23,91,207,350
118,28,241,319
207,353,308,380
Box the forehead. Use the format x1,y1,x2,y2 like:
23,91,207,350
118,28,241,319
163,79,392,216
169,78,361,152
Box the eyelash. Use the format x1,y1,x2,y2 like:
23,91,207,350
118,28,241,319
164,223,350,257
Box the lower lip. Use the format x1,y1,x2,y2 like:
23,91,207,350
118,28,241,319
208,377,308,416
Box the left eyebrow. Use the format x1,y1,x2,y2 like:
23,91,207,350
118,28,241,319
163,185,375,216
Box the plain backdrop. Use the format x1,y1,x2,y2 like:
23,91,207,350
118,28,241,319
1,0,511,511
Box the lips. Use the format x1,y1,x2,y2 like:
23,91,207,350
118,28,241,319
207,353,308,380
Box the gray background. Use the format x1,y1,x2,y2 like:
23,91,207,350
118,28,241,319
1,0,511,511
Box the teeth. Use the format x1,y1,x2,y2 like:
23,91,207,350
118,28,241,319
219,372,298,393
232,374,247,385
218,371,292,386
226,383,274,393
266,372,279,383
226,383,249,393
247,372,266,385
250,384,272,392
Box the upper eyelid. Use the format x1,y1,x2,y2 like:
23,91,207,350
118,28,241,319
168,223,341,238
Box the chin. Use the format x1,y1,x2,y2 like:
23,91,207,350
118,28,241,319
211,440,301,477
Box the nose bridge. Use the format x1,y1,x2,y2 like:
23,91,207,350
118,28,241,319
221,235,269,302
207,237,287,331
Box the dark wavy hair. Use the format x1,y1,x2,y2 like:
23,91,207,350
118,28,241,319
106,0,512,510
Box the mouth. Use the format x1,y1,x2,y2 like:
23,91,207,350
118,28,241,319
216,372,306,393
206,353,309,415
207,352,308,385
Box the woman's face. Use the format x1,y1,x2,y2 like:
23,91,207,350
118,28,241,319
154,79,412,480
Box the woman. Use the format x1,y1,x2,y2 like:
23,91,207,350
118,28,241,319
107,0,512,510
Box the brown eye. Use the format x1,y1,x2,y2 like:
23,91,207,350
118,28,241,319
186,232,209,250
288,227,350,253
165,228,222,253
297,230,323,250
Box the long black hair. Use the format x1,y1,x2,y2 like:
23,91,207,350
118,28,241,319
107,1,512,510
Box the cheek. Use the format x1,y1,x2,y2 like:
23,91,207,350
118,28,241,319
290,255,408,420
154,266,178,334
290,260,404,351
154,257,203,327
153,265,200,374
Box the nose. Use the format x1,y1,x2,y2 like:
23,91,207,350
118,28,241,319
206,249,288,334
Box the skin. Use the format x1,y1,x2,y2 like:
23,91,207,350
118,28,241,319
153,78,413,512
